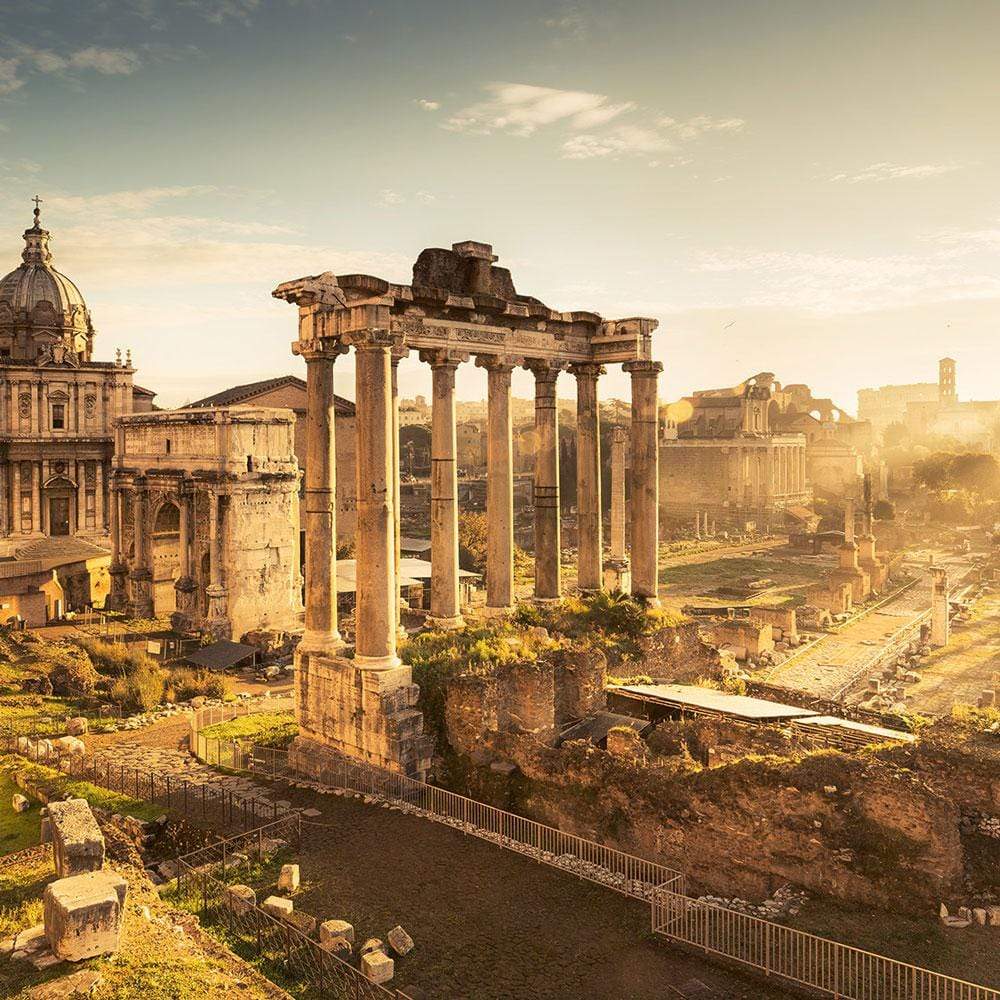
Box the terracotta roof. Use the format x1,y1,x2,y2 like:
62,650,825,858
132,384,157,397
187,375,355,415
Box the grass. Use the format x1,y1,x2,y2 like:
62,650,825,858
0,847,53,943
0,757,162,823
0,772,40,856
0,861,284,1000
199,712,297,749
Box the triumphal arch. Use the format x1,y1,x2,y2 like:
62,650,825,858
109,406,303,640
274,240,662,779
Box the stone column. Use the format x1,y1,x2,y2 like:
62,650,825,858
422,350,463,628
478,357,515,612
172,484,197,631
354,337,399,668
571,363,604,592
107,482,126,611
95,461,104,533
75,461,86,534
128,482,153,617
624,360,663,605
299,349,343,652
609,426,627,560
530,362,561,602
391,348,407,631
12,462,21,534
205,492,229,636
31,462,40,534
931,567,950,647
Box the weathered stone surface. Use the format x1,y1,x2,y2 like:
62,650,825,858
12,793,30,813
282,910,316,936
386,925,414,956
223,884,256,915
361,950,394,984
48,799,104,877
66,718,89,737
319,935,351,957
359,937,384,957
277,863,299,891
43,870,127,962
52,736,86,756
25,968,102,999
319,919,354,945
262,895,293,919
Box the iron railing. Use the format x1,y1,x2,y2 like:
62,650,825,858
652,883,1000,1000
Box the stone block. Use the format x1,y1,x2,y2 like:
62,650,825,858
67,718,89,737
387,924,414,956
12,793,30,813
319,919,354,945
319,935,351,958
277,863,299,891
361,950,394,984
25,968,102,999
262,895,293,919
48,799,105,877
43,871,127,962
360,937,384,957
52,736,86,756
223,884,256,915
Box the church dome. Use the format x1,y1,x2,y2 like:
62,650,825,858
0,199,94,359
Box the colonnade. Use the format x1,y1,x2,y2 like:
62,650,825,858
294,340,663,668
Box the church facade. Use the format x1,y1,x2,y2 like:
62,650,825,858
0,201,154,556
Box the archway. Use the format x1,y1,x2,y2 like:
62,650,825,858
151,501,180,616
42,475,76,537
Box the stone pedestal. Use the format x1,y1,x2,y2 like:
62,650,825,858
205,584,231,639
603,557,631,595
48,799,105,877
171,576,198,633
126,568,153,619
293,648,432,780
44,871,127,962
107,562,128,612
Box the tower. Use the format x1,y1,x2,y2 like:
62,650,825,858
939,357,957,407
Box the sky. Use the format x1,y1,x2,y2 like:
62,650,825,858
1,0,999,411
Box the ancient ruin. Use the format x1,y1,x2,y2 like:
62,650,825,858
274,240,662,777
109,406,302,639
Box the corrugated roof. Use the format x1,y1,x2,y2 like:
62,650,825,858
617,683,816,721
184,639,258,671
187,375,355,415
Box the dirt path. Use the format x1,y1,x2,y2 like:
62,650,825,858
88,715,793,999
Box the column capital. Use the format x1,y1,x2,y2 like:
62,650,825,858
569,362,606,380
343,328,404,352
299,340,349,363
418,348,468,369
623,359,664,377
524,358,565,382
474,355,519,374
391,343,410,366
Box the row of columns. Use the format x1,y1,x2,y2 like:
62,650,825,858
0,377,131,436
771,444,806,497
298,340,663,670
1,458,107,536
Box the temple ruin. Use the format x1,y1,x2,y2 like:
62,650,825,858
274,240,662,778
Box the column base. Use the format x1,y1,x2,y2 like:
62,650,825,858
294,648,432,780
425,614,465,631
297,629,344,656
354,652,402,671
603,559,631,595
533,595,562,607
482,604,515,619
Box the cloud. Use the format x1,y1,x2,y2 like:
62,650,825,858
415,190,436,205
68,47,142,75
182,0,261,24
377,189,405,208
443,82,744,165
562,125,669,160
44,185,218,214
415,98,440,111
659,115,745,139
444,83,633,137
0,57,23,96
830,162,962,183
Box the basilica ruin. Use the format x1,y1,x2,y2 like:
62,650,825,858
274,240,663,778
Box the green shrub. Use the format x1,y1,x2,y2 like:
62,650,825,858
166,668,232,703
74,636,152,676
109,659,166,713
45,644,99,697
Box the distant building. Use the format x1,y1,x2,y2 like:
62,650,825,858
857,381,939,436
661,373,811,532
187,375,357,545
0,200,154,562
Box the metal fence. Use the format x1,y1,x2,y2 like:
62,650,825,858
170,815,414,1000
652,883,1000,1000
2,733,292,832
194,732,680,900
